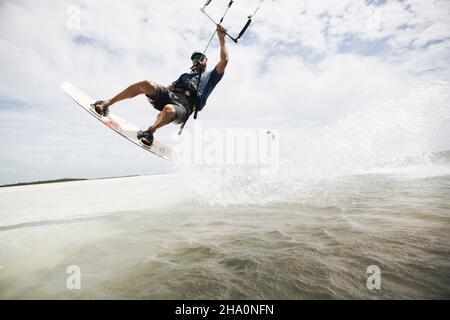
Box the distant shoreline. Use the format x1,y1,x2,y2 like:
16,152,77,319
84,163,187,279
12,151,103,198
0,175,144,188
0,178,88,188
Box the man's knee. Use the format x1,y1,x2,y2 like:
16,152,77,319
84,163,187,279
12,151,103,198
162,105,176,118
139,80,157,95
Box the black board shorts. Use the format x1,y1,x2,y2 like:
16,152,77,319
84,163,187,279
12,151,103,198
146,86,190,124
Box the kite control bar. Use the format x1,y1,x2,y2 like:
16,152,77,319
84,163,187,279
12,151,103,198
200,0,262,44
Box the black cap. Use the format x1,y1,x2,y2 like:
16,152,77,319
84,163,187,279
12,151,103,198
191,51,206,61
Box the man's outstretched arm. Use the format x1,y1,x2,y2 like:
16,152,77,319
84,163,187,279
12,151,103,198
216,25,229,75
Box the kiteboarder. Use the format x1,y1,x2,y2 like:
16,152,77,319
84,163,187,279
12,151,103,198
92,25,229,147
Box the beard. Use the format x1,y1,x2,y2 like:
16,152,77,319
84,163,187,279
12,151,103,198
192,63,206,73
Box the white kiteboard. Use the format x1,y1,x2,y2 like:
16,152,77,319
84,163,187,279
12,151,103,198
61,81,176,162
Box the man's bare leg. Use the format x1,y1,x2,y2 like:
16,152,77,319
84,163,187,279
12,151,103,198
148,105,176,134
93,80,160,116
108,80,159,106
137,104,176,146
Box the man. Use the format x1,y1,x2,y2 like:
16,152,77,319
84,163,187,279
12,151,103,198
92,25,229,146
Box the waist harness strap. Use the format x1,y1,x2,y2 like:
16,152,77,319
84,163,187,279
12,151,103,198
178,104,197,135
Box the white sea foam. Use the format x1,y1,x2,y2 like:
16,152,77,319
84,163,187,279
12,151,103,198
180,83,450,206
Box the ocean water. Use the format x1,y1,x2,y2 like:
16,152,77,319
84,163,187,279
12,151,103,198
0,84,449,299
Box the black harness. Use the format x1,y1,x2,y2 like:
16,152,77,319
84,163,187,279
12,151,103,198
176,70,203,135
172,74,199,108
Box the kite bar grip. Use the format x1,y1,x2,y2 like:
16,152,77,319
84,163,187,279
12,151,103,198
236,18,252,41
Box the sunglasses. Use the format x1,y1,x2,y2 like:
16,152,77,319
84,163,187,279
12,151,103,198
191,54,206,63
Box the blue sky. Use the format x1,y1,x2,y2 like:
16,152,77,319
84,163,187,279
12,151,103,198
0,0,449,185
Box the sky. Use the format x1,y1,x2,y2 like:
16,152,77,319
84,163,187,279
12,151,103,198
0,0,449,185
